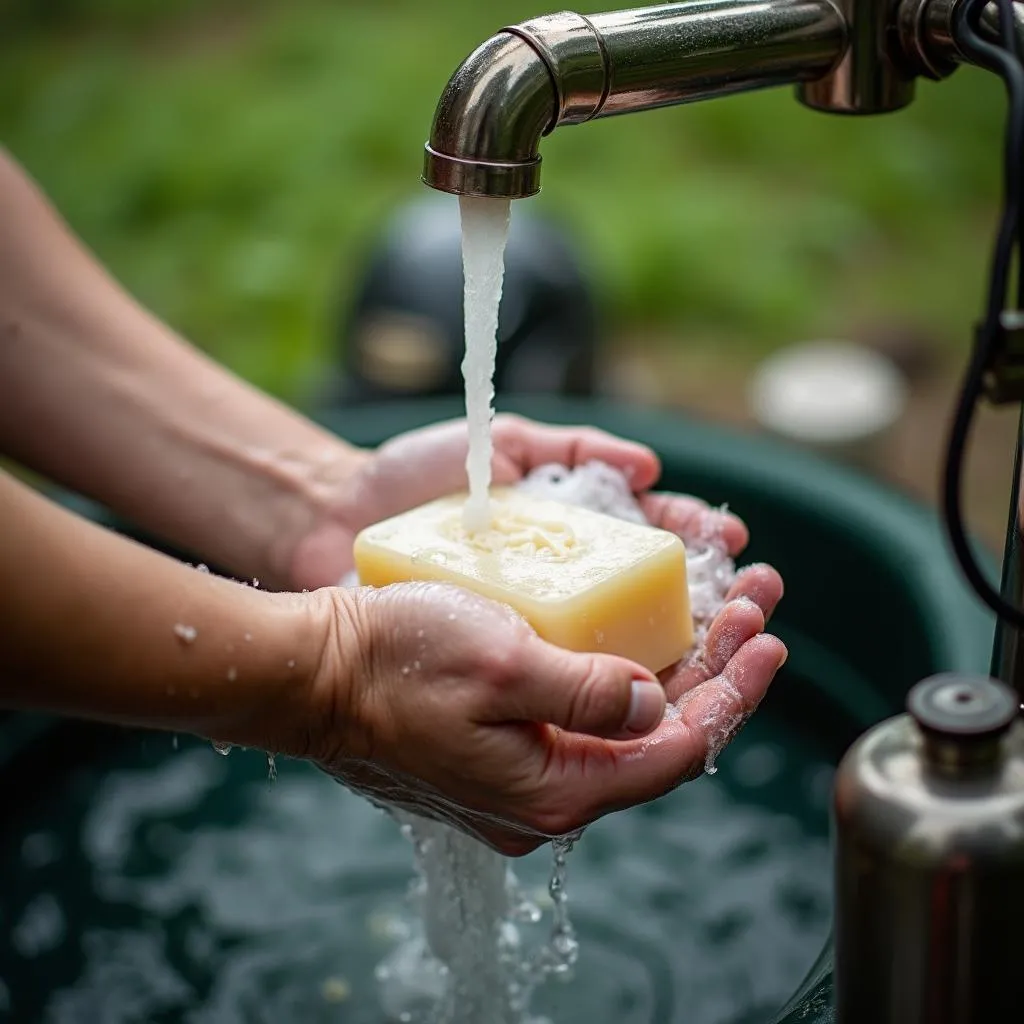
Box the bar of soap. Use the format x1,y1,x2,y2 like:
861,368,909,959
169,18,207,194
352,489,693,674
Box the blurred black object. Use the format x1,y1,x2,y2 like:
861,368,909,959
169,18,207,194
324,193,599,405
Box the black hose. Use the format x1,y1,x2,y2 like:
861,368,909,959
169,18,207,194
942,0,1024,627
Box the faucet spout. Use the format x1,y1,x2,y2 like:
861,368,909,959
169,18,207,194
423,1,848,199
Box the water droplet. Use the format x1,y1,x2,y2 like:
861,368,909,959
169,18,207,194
173,623,197,644
226,666,237,682
244,632,253,643
212,741,231,756
267,753,277,781
171,735,179,750
252,578,260,588
287,659,296,669
196,563,210,574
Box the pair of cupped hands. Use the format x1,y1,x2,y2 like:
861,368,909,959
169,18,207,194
291,415,786,856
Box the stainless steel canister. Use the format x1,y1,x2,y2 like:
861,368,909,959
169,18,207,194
834,673,1024,1022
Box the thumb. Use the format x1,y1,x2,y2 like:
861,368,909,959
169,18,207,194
495,636,667,740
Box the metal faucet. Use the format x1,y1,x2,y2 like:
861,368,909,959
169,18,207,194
421,0,1016,202
421,3,1024,1021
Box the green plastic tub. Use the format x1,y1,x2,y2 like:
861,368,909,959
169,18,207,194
0,396,995,1024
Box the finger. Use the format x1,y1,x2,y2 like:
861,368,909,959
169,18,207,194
725,563,784,622
639,492,748,556
492,414,662,492
659,597,765,701
671,632,788,772
545,633,788,823
487,634,667,741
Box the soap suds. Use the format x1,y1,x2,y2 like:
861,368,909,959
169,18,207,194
445,506,580,560
516,461,648,525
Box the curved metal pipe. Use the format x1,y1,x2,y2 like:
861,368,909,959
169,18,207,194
423,32,559,200
423,1,848,199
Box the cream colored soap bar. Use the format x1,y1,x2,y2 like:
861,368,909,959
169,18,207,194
353,489,693,674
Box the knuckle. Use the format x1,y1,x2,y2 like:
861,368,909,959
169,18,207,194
567,659,624,731
479,640,522,685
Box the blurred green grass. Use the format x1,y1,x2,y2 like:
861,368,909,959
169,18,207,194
0,0,1008,399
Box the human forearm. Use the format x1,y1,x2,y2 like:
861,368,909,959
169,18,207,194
0,468,334,748
0,149,368,588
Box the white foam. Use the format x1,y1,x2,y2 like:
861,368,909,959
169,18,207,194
515,461,647,525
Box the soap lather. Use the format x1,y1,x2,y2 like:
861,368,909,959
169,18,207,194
353,489,694,675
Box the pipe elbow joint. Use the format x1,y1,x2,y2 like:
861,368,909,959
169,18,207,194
422,13,609,199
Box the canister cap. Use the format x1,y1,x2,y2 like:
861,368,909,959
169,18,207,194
907,674,1019,740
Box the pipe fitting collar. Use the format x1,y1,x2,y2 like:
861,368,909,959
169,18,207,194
504,12,610,127
422,146,542,199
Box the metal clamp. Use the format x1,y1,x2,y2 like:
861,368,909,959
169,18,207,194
982,310,1024,404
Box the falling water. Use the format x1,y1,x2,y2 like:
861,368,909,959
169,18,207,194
458,195,511,534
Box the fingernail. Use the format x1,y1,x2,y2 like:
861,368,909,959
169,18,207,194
626,680,666,734
777,646,789,670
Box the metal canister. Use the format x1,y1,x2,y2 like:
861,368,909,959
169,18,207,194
834,673,1024,1022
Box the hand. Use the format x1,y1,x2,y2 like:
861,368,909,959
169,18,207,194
304,572,785,856
287,414,786,854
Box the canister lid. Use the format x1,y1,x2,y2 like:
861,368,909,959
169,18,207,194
907,674,1019,740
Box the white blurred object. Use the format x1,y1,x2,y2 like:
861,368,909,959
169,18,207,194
749,340,908,472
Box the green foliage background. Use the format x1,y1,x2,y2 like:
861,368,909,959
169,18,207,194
0,0,1006,399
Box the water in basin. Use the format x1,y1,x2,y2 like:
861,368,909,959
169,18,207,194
0,686,836,1024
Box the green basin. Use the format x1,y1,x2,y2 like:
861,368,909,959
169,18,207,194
0,396,995,1023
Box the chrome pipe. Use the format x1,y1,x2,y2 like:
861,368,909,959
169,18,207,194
423,1,848,199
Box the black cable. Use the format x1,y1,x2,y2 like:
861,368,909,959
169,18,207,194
942,0,1024,628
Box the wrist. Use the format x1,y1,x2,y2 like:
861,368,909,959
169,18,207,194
200,588,339,755
260,586,372,765
285,448,375,591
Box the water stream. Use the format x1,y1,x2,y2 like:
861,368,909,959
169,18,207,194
458,195,511,534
